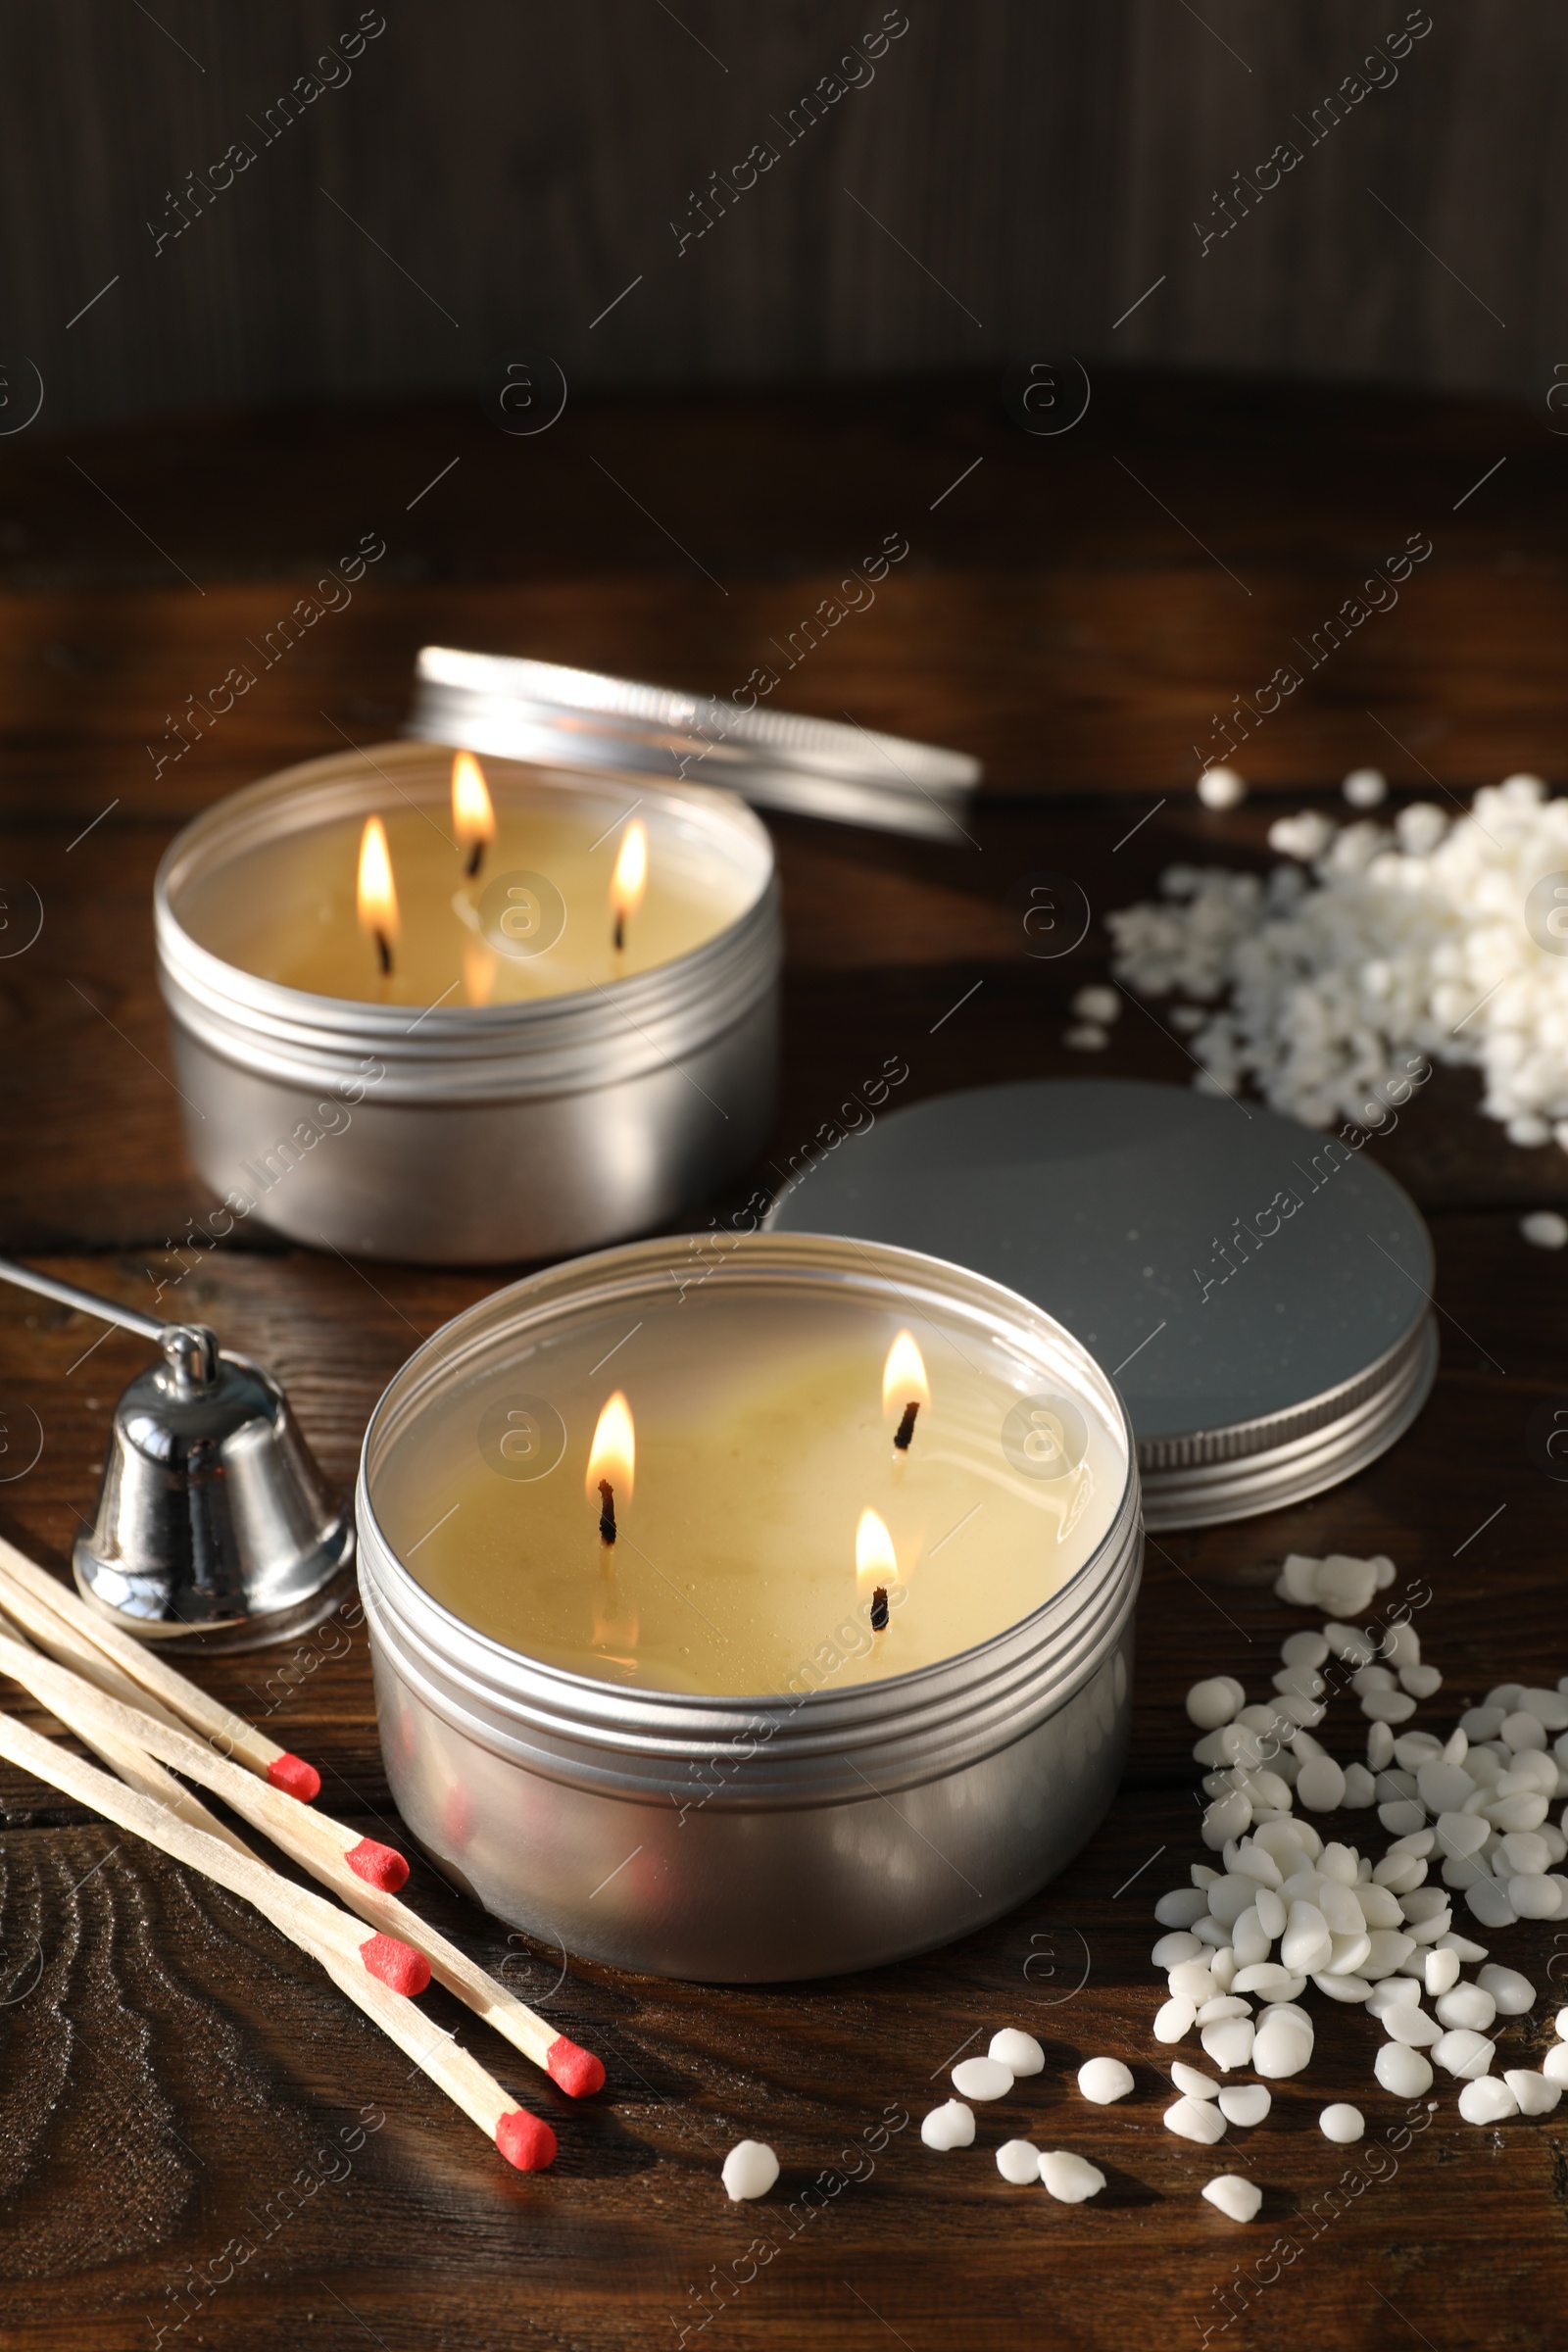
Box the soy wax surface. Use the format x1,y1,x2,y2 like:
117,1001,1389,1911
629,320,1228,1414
377,1288,1126,1697
177,787,758,1006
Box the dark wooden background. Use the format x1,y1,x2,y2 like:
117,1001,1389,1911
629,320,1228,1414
4,1,1566,435
2,361,1568,2348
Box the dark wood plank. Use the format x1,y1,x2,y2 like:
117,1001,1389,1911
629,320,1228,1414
3,375,1568,2351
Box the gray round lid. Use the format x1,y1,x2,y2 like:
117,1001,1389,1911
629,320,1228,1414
769,1078,1438,1530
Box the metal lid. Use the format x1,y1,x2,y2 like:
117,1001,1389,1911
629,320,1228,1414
405,645,980,843
768,1077,1439,1531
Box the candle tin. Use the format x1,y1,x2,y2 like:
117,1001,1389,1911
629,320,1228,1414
356,1233,1143,1983
769,1077,1439,1531
155,743,780,1264
405,645,981,843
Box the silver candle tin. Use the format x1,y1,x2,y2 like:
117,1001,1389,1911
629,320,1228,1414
356,1233,1143,1984
154,743,781,1265
406,645,981,843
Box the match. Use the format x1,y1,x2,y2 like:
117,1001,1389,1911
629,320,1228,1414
0,1535,323,1796
0,1596,604,2096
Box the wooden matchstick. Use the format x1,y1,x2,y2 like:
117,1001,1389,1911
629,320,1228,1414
0,1535,322,1797
0,1700,556,2169
0,1599,605,2096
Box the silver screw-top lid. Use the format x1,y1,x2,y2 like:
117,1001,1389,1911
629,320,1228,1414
405,645,980,842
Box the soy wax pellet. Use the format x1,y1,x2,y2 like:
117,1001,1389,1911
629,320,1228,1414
996,2138,1042,2184
721,2140,779,2200
1078,2057,1134,2104
920,2100,976,2151
953,2055,1013,2101
1039,2150,1106,2203
990,2029,1045,2076
1319,2103,1364,2143
1202,2174,1263,2223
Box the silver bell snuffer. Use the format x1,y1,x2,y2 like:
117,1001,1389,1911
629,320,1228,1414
0,1256,354,1649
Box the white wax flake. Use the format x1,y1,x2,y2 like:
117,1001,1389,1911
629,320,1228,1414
1077,2057,1134,2105
1545,2046,1568,2088
1201,2173,1262,2222
1164,2095,1227,2144
1039,2151,1106,2203
1343,767,1388,808
996,2138,1042,2184
1458,2077,1517,2126
1522,1211,1568,1250
920,2100,975,2152
1375,2042,1433,2097
1198,764,1248,810
721,2140,779,2201
1433,2029,1494,2079
1171,2061,1219,2100
989,2028,1046,2076
1187,1676,1246,1730
1154,1996,1197,2044
1318,2103,1364,2144
1216,2083,1271,2128
1106,775,1568,1147
1064,1022,1109,1052
1267,810,1335,861
1504,2069,1562,2117
953,2056,1013,2101
1071,984,1121,1025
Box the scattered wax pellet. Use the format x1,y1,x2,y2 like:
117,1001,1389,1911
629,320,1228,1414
953,2056,1013,2101
990,2028,1046,2076
1039,2150,1106,2203
1164,2096,1226,2144
1071,984,1120,1025
1197,765,1247,810
721,2140,779,2201
1375,2042,1433,2097
1187,1676,1246,1730
920,2100,975,2152
1342,766,1387,808
1077,2057,1133,2105
1522,1211,1568,1250
1217,2083,1271,2128
1154,1996,1197,2044
1504,2069,1562,2117
1544,2046,1568,2087
1202,2174,1263,2222
1319,2103,1364,2144
996,2138,1042,2184
1170,2061,1218,2101
1458,2077,1517,2126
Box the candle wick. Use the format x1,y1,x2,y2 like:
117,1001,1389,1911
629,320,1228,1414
612,913,625,954
465,841,485,880
870,1586,889,1632
893,1401,919,1452
597,1477,616,1545
374,928,393,977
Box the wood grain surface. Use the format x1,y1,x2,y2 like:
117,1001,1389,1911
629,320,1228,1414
1,375,1566,2350
4,2,1564,431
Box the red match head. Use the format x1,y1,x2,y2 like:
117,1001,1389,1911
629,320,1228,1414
345,1837,410,1892
358,1933,431,1997
496,2108,558,2171
266,1752,321,1802
546,2035,606,2098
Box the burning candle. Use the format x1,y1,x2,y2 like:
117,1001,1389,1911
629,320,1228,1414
374,1251,1124,1695
356,815,399,979
179,753,756,1008
452,752,496,880
610,819,647,955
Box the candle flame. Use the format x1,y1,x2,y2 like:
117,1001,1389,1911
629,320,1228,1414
586,1390,635,1507
856,1506,898,1592
882,1330,930,1416
611,820,648,931
463,938,497,1005
452,751,496,850
356,816,400,943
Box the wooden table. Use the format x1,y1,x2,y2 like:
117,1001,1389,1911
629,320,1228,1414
1,370,1565,2350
